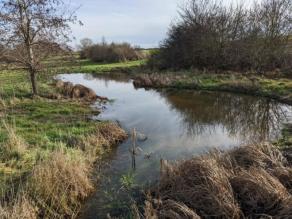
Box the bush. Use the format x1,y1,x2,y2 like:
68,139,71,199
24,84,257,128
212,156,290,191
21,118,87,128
79,41,145,63
149,0,292,72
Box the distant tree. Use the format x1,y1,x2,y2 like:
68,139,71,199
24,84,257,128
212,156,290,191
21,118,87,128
101,36,107,46
80,38,93,49
79,38,93,59
0,0,79,95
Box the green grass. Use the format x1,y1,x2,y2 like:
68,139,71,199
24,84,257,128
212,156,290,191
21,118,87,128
1,100,98,147
45,58,145,74
71,59,145,73
0,69,98,184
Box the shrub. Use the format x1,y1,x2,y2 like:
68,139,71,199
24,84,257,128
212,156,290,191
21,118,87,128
79,40,145,63
149,0,292,72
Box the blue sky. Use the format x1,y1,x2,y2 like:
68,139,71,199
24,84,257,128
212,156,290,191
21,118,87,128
69,0,254,48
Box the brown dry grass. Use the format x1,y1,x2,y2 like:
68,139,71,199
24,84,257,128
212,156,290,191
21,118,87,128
97,122,128,145
156,155,242,218
145,144,292,219
0,96,6,109
1,122,28,160
230,168,290,216
270,167,292,194
228,143,286,169
27,150,93,218
0,195,38,219
79,122,127,162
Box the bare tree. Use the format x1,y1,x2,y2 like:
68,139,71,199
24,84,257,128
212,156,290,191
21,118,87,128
79,38,93,49
0,0,79,95
79,38,93,59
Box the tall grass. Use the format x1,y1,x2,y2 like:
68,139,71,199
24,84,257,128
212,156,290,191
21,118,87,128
28,150,93,218
1,121,28,160
0,194,38,219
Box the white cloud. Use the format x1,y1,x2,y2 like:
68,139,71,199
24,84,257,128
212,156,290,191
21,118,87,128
70,0,181,48
69,0,256,48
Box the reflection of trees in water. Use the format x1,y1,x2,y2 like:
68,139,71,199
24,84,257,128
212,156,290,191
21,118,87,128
83,73,132,89
162,90,291,143
84,73,131,83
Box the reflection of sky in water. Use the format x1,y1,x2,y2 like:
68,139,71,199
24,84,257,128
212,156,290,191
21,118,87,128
58,73,292,218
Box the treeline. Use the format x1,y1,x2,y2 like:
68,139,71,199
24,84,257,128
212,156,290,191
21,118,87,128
149,0,292,72
79,38,145,63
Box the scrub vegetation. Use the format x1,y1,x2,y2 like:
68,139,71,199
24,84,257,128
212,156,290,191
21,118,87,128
79,38,146,63
148,0,292,72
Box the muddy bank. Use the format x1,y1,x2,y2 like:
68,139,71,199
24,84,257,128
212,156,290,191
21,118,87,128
133,73,292,105
53,79,109,102
143,143,292,218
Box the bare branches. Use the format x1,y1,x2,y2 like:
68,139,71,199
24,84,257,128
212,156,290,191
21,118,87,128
151,0,292,72
0,0,79,95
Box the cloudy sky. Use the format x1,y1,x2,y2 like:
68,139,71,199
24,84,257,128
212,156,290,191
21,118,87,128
69,0,254,48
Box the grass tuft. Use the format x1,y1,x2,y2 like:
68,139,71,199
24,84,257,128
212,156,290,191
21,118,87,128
1,122,28,160
231,167,289,216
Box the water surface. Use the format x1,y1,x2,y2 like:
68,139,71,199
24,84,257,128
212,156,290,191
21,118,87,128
58,73,292,218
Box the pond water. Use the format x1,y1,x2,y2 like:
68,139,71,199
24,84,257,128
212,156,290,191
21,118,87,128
58,73,292,218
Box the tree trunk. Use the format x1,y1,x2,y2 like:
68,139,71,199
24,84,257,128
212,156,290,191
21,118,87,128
29,69,38,96
27,44,38,96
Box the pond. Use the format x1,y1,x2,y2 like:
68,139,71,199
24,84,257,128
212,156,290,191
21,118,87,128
58,73,292,218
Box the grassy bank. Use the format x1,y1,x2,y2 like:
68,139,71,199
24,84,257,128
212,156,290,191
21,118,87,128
144,143,292,218
45,57,145,75
133,72,292,105
0,70,127,218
